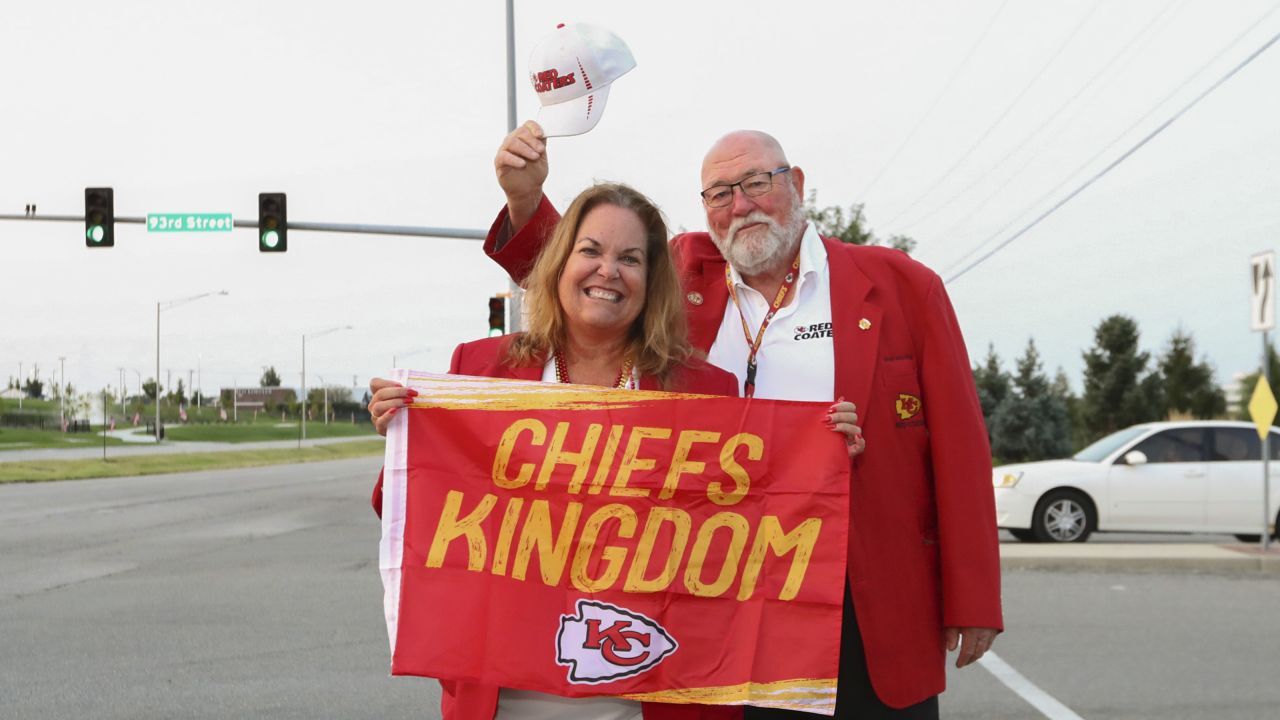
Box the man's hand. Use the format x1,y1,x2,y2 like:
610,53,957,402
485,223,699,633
494,120,549,231
945,627,998,668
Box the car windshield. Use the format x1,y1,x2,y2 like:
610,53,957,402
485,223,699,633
1073,425,1151,463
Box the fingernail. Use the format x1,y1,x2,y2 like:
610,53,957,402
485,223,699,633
406,389,419,397
837,395,846,402
854,434,864,443
386,407,398,417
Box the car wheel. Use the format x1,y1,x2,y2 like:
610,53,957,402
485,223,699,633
1008,529,1038,542
1032,490,1095,543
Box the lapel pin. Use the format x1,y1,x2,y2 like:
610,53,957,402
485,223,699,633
687,292,704,306
858,318,872,331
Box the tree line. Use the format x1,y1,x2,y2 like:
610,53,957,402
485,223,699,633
974,315,1237,464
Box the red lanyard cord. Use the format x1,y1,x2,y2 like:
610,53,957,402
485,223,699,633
724,253,801,398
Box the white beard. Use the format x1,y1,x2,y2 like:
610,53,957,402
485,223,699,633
709,208,807,277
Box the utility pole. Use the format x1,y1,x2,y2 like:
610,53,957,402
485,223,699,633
58,356,66,430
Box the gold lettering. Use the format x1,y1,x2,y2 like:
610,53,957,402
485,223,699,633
737,516,823,601
492,418,546,489
711,433,763,505
426,491,497,571
611,426,672,497
512,499,583,585
570,504,637,592
537,422,603,492
624,507,691,593
660,430,721,500
490,497,525,576
683,511,749,597
588,425,625,494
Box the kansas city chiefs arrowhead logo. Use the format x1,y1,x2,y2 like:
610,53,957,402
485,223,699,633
556,600,677,684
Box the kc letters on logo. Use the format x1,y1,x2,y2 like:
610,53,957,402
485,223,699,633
380,372,850,715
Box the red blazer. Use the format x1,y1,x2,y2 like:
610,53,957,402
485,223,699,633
486,196,1003,709
373,335,741,720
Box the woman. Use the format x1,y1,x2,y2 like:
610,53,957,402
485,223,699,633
369,183,863,720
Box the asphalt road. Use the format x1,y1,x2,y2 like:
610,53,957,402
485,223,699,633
2,458,1276,719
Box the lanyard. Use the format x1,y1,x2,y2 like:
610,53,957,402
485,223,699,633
724,253,801,398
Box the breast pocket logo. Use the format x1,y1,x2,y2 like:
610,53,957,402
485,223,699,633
895,393,922,420
556,600,677,684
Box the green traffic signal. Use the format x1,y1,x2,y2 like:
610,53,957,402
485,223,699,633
258,192,287,252
84,188,114,248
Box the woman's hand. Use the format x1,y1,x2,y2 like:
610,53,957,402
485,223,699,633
368,378,418,437
827,399,866,459
494,120,548,231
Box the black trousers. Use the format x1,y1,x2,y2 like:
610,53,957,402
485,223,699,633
743,585,939,720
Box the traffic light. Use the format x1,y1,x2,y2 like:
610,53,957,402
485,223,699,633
258,192,287,252
488,296,506,337
84,187,114,247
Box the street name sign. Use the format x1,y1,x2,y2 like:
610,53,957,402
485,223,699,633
1250,251,1274,331
147,213,234,233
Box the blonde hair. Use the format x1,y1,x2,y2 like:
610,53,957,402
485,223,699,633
506,183,694,388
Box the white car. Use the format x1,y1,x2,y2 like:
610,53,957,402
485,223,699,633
994,420,1280,542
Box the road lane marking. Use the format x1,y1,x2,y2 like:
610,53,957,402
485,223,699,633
979,651,1084,720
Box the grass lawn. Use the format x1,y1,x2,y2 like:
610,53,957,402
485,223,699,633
0,439,385,483
0,427,125,450
163,422,376,443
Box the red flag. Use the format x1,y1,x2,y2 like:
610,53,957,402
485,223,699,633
381,373,849,714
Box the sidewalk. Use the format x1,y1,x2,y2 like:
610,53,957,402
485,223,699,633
1000,541,1280,573
0,433,380,463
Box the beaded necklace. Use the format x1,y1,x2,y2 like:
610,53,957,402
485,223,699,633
553,352,635,390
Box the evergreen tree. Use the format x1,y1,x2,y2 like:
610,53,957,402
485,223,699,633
1051,367,1087,451
971,344,1010,442
1081,315,1163,441
260,366,282,387
991,339,1073,462
1158,329,1226,419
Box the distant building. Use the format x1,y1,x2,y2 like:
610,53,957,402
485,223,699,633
221,387,297,409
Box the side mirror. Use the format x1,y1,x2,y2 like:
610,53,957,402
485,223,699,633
1123,450,1148,466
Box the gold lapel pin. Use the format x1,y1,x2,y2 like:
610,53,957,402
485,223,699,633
687,292,704,306
858,318,872,330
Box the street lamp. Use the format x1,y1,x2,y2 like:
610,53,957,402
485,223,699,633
156,291,228,442
301,325,352,446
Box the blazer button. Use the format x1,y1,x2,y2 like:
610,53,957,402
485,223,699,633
859,318,872,330
687,292,704,306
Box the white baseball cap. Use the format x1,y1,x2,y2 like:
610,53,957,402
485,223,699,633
528,23,636,138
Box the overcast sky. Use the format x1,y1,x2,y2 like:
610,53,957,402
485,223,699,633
3,0,1279,404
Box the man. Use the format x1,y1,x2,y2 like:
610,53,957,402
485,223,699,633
487,123,1002,718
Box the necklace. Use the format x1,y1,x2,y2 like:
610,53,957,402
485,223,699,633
554,352,635,389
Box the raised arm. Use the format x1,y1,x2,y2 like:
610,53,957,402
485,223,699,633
487,121,563,283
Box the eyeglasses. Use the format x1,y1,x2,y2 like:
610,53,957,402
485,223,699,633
700,167,792,208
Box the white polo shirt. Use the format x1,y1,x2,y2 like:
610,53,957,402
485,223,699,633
706,223,835,401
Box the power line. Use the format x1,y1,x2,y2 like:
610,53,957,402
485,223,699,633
945,24,1280,285
880,0,1104,230
896,0,1184,235
856,0,1011,202
941,1,1280,280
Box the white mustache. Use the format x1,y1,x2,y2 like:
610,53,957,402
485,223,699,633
725,212,777,243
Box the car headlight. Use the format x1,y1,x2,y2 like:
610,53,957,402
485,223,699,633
993,471,1022,488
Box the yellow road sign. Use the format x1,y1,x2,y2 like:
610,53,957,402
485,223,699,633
1248,376,1278,439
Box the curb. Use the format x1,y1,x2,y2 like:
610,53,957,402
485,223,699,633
1000,544,1280,574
